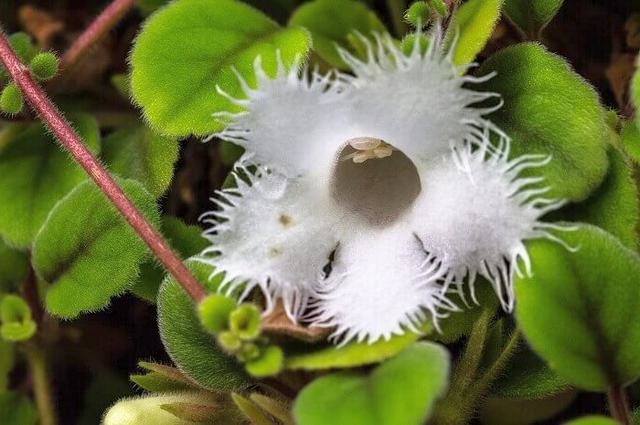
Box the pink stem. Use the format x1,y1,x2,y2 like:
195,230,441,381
0,30,206,302
60,0,136,71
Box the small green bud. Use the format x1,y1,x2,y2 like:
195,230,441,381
0,84,24,115
429,0,448,17
405,2,430,28
0,295,36,342
245,345,284,378
104,393,212,425
229,304,261,340
30,52,59,81
8,32,37,63
401,34,431,56
198,294,236,334
217,331,242,352
237,342,261,362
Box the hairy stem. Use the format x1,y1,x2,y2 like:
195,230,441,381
25,344,57,425
0,29,206,302
59,0,136,71
608,385,631,425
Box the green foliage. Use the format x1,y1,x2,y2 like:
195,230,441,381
137,0,169,15
0,240,28,292
33,179,159,319
564,148,639,250
29,52,59,81
0,84,23,115
492,344,568,399
102,125,179,198
198,294,236,334
0,295,36,342
131,0,311,137
504,0,564,38
447,0,503,66
515,224,640,391
285,326,427,371
131,216,207,303
131,362,198,393
293,342,449,425
478,43,608,202
289,0,385,69
0,340,14,392
0,115,100,247
621,120,640,163
564,417,619,425
157,260,250,391
0,392,37,425
245,345,284,377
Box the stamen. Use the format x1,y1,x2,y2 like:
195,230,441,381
343,137,395,163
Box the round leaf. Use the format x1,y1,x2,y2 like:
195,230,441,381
515,224,640,391
478,43,608,202
288,0,385,69
157,260,250,391
0,116,100,247
293,342,449,425
130,0,311,137
563,147,639,250
102,125,179,198
33,179,160,319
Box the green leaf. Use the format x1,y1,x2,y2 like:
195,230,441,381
0,392,37,425
504,0,564,39
33,179,160,319
158,260,250,391
285,326,428,371
131,0,311,137
564,417,619,425
478,43,608,202
563,147,639,250
293,342,449,425
492,343,568,399
0,115,100,247
0,240,28,292
621,120,640,164
447,0,503,66
131,362,198,393
288,0,385,69
515,224,640,391
132,216,207,303
479,391,576,425
102,125,179,198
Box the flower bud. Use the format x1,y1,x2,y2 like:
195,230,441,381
103,393,211,425
229,304,261,340
0,84,24,115
198,294,236,334
245,345,284,378
30,52,59,81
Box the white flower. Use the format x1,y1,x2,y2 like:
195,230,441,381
199,31,566,344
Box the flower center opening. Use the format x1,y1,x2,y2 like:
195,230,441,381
331,137,422,227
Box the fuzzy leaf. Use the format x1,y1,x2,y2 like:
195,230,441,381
503,0,564,38
33,179,160,319
157,260,250,391
447,0,502,66
515,224,640,391
0,116,100,247
293,342,449,425
564,148,639,250
478,43,608,202
492,343,568,399
621,120,640,164
285,325,429,371
131,362,199,393
102,125,179,198
132,217,207,303
130,0,311,137
0,392,37,425
0,240,28,292
288,0,385,69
